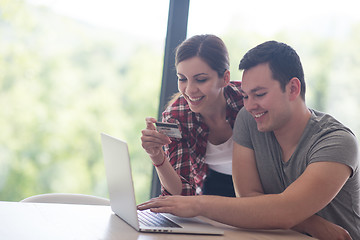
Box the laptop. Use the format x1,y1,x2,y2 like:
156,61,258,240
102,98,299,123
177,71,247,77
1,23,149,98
100,133,224,235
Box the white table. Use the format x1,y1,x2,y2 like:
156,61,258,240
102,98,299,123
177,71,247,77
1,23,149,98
0,201,315,240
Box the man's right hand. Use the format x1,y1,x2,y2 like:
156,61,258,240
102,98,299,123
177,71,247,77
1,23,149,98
293,215,352,240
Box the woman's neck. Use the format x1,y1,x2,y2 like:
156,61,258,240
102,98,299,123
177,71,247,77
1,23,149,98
201,89,227,124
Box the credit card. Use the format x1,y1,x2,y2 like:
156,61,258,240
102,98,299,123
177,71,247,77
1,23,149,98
155,122,182,138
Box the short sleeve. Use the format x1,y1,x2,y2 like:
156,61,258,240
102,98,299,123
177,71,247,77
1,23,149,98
309,129,359,178
233,108,254,149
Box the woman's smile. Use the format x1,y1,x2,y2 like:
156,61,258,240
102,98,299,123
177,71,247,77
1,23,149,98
185,93,205,105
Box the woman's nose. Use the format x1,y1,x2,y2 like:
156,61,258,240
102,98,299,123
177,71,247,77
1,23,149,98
185,80,198,94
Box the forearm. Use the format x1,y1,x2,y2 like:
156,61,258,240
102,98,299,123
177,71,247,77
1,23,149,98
152,153,182,195
197,194,306,230
228,165,351,234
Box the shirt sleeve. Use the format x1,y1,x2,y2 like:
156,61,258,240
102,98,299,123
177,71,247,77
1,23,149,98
308,129,359,178
233,108,254,149
160,111,198,196
162,138,197,196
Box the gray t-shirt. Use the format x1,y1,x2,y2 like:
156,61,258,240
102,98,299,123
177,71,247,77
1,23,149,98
233,108,360,239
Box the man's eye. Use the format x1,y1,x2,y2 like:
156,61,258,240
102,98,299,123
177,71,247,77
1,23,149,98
242,95,248,99
256,92,266,97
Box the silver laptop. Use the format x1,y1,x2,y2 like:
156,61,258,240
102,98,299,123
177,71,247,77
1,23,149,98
100,133,224,235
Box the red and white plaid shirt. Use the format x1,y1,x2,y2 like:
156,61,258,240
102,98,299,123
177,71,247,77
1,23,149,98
161,81,243,196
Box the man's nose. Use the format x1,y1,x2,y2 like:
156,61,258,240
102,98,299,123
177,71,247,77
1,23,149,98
245,97,258,111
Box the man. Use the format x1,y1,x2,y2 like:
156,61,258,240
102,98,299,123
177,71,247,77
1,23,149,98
138,41,360,240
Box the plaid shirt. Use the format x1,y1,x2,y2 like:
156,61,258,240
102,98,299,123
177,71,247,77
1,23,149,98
161,81,243,196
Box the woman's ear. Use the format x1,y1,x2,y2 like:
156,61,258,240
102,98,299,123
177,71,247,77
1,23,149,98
288,77,301,101
222,70,231,87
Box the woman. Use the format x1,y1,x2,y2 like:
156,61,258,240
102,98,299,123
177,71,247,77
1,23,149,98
141,34,243,197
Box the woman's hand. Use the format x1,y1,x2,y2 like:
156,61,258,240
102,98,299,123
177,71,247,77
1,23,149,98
141,117,171,158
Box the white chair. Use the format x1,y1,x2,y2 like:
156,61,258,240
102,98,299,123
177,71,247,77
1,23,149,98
21,193,110,205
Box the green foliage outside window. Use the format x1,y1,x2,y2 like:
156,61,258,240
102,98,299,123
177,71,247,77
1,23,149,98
1,0,359,203
0,0,160,203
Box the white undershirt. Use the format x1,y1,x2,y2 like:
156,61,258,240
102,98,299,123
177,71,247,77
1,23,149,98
205,137,233,175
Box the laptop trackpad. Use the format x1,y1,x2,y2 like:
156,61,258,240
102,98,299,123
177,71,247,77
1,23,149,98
163,213,212,225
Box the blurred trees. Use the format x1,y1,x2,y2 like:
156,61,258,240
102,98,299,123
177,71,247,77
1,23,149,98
1,0,359,203
223,27,360,138
0,0,161,202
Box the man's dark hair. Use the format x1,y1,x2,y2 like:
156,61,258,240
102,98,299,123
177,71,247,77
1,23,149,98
239,41,306,100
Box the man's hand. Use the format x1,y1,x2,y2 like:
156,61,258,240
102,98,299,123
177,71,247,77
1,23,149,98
137,195,201,218
293,215,352,240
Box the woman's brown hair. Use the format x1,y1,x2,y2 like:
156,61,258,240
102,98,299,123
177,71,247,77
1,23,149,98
167,34,230,108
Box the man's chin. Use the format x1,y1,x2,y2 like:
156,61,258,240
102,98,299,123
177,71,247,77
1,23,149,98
257,125,269,132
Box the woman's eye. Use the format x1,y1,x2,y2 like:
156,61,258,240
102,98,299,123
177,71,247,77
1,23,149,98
178,78,187,82
196,78,207,83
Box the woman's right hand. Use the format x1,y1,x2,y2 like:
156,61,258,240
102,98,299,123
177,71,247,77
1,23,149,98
141,118,183,195
141,117,171,158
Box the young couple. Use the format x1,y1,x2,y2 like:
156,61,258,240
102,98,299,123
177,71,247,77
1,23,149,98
140,34,359,240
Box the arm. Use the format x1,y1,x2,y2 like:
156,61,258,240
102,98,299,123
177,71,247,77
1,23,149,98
232,142,352,239
141,117,199,196
141,117,182,195
139,160,351,230
232,142,263,197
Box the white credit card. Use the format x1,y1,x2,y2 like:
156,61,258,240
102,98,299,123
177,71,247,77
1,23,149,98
155,122,182,139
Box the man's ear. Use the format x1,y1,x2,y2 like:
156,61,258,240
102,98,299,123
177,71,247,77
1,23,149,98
288,77,301,101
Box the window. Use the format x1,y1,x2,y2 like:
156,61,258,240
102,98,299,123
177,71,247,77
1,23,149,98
1,0,359,203
187,0,360,137
0,0,169,203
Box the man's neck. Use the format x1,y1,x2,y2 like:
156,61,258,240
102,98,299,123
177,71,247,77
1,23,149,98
274,104,311,162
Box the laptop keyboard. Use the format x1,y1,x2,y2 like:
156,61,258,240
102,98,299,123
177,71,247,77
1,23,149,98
138,210,182,228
